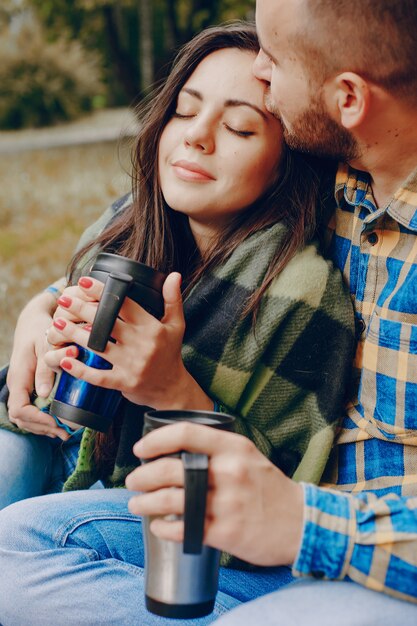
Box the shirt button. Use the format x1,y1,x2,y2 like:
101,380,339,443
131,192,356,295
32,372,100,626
367,232,378,245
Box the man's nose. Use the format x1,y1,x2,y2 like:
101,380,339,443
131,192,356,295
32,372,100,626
253,49,272,83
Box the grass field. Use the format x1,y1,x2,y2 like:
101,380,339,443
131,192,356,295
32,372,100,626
0,139,132,365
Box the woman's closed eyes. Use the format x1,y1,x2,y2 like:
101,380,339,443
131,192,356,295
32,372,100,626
158,46,283,226
172,110,256,138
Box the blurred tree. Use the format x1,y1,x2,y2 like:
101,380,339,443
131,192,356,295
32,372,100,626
26,0,255,106
0,17,102,129
138,0,153,92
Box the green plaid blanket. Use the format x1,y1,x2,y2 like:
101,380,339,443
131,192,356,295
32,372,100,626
0,196,355,497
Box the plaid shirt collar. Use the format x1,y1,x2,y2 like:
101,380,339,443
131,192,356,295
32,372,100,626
334,163,417,232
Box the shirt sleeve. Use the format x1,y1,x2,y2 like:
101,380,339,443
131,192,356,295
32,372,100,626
293,483,417,603
44,277,67,299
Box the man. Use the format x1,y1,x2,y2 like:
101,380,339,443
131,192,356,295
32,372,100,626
127,0,417,622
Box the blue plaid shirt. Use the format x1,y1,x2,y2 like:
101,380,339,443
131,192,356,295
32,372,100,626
293,164,417,603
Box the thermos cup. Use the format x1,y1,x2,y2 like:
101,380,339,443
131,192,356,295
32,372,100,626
141,409,235,619
50,253,167,432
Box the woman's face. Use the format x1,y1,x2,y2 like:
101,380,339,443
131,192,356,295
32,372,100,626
158,47,284,244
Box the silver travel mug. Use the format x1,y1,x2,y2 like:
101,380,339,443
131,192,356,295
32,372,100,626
141,409,235,619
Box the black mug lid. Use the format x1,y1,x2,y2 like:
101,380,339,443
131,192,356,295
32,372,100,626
87,254,167,352
91,253,167,292
90,269,165,319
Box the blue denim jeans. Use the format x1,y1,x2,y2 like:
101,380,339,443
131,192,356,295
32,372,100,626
215,579,417,625
0,428,83,510
0,489,294,626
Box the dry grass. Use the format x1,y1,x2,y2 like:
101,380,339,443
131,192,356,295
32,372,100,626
0,139,133,365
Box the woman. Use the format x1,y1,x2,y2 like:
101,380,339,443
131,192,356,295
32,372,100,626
0,23,354,624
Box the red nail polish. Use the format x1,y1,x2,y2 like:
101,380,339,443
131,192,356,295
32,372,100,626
79,277,93,289
53,318,66,331
61,359,72,371
83,324,92,332
65,347,76,357
57,296,72,308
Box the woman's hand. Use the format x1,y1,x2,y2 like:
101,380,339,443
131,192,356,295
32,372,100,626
51,280,99,329
6,287,70,439
45,280,100,371
45,274,213,411
125,423,304,567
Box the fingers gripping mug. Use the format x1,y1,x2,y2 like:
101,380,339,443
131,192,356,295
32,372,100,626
50,253,167,433
141,409,235,619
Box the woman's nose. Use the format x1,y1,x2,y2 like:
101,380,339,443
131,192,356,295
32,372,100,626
253,49,272,83
183,117,215,153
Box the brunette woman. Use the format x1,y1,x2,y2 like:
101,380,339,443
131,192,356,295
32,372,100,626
0,23,354,625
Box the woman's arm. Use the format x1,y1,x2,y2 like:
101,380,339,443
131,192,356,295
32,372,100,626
4,196,133,437
6,279,69,438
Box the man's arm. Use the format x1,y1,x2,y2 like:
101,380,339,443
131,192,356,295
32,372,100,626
293,484,417,602
126,423,417,604
126,423,304,565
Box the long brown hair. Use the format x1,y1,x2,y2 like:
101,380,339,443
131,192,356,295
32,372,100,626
68,22,324,473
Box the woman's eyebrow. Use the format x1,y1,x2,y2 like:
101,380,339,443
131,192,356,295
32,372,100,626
182,87,203,100
181,88,267,120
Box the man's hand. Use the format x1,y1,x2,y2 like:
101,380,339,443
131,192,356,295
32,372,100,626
125,423,304,567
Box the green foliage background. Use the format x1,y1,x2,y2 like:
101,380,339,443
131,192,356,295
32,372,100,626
1,0,255,128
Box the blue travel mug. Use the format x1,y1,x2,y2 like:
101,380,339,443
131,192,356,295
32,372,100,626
50,253,166,433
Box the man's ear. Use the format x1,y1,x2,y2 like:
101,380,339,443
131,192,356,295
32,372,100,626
329,72,371,129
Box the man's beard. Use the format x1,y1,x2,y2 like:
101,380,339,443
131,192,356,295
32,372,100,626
266,91,359,162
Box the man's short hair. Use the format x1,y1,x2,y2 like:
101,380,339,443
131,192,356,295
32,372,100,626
296,0,417,103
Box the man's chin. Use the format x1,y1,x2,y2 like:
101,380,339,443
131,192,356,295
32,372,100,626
283,130,353,162
284,131,335,158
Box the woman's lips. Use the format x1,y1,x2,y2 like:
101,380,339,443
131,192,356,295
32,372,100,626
172,160,215,182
